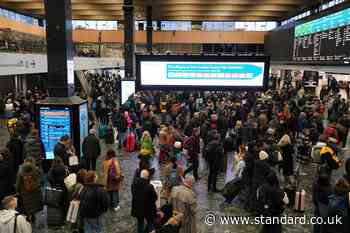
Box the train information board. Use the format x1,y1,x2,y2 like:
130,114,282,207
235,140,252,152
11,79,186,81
39,107,72,159
293,7,350,64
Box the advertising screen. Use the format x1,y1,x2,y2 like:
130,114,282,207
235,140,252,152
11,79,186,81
39,107,72,159
121,80,136,104
136,55,269,91
79,103,89,156
293,7,350,64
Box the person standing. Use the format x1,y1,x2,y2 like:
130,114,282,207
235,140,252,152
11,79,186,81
131,170,158,233
206,133,224,192
183,128,200,180
53,135,70,166
16,157,43,223
23,129,45,169
6,133,24,174
80,171,109,233
0,195,32,233
0,148,16,204
171,175,197,233
102,150,122,211
82,129,101,171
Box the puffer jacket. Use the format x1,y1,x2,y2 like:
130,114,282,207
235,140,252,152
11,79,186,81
23,134,44,168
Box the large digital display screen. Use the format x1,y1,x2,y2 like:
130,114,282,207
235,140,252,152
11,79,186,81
293,7,350,64
136,55,269,91
39,107,72,159
79,103,88,156
121,80,136,104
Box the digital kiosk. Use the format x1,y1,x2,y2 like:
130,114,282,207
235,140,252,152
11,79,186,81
36,96,89,162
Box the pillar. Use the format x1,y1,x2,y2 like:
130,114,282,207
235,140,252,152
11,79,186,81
43,0,74,97
123,0,135,79
146,6,153,53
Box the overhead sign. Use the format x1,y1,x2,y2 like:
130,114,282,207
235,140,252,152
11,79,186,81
0,52,122,76
136,55,269,91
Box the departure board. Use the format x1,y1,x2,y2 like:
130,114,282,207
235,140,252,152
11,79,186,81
39,107,72,159
293,7,350,64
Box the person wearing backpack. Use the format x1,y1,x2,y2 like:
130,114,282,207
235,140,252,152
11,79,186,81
0,195,32,233
257,171,288,233
16,157,43,223
102,149,122,212
320,137,342,177
164,157,184,197
325,178,350,233
80,171,109,233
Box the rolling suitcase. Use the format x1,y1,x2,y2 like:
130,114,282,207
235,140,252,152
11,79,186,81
126,131,136,152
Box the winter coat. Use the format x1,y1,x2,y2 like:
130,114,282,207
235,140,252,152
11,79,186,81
16,164,43,215
0,160,16,203
102,159,122,191
79,183,109,219
47,165,69,212
278,134,294,176
0,209,32,233
6,136,23,173
82,134,101,160
205,140,224,171
53,142,69,165
23,134,44,168
170,185,197,233
131,177,157,219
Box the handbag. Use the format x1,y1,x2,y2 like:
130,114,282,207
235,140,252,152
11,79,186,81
66,186,84,224
69,155,79,166
64,173,77,189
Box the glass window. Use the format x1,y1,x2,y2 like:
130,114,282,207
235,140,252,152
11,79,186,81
161,21,191,31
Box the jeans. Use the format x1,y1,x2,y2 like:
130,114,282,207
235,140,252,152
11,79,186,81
137,216,155,233
208,168,218,191
84,217,102,233
108,191,119,208
119,132,126,147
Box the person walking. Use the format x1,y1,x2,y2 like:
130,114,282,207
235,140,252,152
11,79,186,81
131,170,158,233
82,129,101,171
79,171,109,233
6,133,24,174
0,195,32,233
102,149,122,211
16,157,43,223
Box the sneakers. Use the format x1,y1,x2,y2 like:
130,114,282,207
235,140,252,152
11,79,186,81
114,206,120,212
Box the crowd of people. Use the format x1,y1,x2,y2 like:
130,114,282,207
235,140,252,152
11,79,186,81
0,73,349,233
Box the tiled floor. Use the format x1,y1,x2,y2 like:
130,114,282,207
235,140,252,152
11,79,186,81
1,126,349,233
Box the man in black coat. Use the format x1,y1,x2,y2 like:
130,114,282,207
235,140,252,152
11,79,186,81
206,133,224,192
0,148,16,204
131,170,158,233
6,133,23,174
53,135,70,165
82,129,101,171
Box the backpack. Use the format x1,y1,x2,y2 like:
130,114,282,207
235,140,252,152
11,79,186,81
327,194,348,219
107,161,118,186
23,173,38,193
169,167,178,187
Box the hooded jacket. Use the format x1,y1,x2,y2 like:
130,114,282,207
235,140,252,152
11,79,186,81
0,209,32,233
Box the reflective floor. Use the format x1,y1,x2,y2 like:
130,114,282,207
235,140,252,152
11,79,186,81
1,126,348,233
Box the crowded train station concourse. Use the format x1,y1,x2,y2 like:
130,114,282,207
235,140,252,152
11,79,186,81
0,0,350,233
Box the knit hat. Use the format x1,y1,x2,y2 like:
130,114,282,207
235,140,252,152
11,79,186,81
259,150,269,160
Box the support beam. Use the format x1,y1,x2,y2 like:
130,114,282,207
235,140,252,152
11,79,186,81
44,0,74,97
123,0,134,79
146,6,152,53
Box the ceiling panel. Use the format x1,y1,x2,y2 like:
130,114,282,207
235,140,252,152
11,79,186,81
0,0,315,21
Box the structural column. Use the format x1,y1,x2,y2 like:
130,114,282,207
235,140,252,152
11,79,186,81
43,0,74,97
146,6,153,53
123,0,135,79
